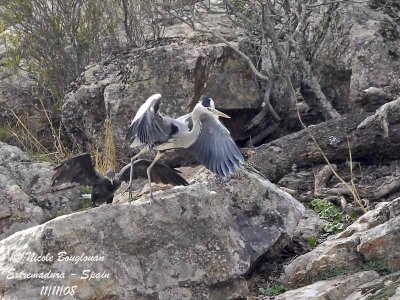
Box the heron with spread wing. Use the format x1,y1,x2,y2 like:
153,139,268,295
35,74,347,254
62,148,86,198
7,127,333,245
125,94,244,201
51,153,188,207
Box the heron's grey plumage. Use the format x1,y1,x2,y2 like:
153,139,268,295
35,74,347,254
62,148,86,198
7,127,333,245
126,94,175,148
187,113,244,176
124,93,245,202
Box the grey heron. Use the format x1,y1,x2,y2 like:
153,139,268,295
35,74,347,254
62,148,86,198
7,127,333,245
125,94,244,201
51,153,189,207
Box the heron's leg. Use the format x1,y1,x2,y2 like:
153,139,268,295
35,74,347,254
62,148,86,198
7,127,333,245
147,151,163,205
123,147,148,202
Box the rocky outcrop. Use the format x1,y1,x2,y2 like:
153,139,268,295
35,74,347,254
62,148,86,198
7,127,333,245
346,270,400,300
282,198,400,287
266,271,400,300
0,142,83,240
0,169,304,299
290,208,325,253
62,42,260,156
313,2,400,113
275,271,380,300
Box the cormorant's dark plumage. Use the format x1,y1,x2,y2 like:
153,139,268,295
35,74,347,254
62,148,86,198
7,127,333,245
51,153,189,207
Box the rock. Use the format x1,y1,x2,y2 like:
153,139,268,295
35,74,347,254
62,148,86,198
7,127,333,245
190,169,305,259
0,169,304,299
62,42,259,159
290,209,325,253
282,198,400,287
313,3,400,113
345,271,400,300
0,142,83,240
275,271,379,300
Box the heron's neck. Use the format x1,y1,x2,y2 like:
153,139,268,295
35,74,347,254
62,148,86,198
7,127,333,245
184,105,203,148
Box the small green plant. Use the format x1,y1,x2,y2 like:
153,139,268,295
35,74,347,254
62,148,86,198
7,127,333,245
83,186,92,194
357,260,391,275
311,261,394,284
82,198,92,209
310,199,344,233
0,125,11,141
187,35,220,45
258,284,288,296
308,235,318,248
312,267,349,282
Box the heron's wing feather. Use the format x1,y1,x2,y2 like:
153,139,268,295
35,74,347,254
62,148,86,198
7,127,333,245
176,113,193,130
188,114,244,176
125,96,172,147
51,153,100,187
117,159,189,186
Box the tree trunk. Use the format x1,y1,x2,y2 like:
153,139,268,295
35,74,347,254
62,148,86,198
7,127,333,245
247,113,400,182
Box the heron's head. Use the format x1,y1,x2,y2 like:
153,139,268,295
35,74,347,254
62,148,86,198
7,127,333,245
105,169,116,181
198,95,230,119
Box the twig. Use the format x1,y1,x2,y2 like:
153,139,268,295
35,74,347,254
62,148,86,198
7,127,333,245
288,78,367,213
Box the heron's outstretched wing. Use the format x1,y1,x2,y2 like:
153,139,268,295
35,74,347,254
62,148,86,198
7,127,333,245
125,94,174,148
117,159,189,186
51,153,100,187
188,114,244,176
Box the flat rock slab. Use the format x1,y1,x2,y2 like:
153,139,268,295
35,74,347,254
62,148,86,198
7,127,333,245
276,271,379,300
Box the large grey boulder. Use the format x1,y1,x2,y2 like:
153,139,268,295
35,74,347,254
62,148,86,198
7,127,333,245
313,3,400,113
0,142,83,240
0,169,304,299
61,42,259,156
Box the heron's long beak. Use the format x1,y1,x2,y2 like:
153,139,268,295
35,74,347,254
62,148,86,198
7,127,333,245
211,108,231,119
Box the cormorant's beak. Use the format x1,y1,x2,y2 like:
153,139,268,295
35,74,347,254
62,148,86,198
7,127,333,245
210,108,230,119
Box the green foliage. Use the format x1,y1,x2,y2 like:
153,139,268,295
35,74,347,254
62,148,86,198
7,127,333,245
312,267,349,282
308,235,318,248
83,186,92,194
0,125,11,141
0,0,167,101
258,284,288,296
356,260,391,275
187,35,220,45
310,260,394,283
82,198,92,209
310,199,344,233
229,0,255,18
0,20,6,33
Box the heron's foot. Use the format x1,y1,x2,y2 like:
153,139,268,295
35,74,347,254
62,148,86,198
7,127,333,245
128,188,134,203
149,193,162,207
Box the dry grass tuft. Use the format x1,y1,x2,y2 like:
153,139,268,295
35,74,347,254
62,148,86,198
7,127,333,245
92,118,118,174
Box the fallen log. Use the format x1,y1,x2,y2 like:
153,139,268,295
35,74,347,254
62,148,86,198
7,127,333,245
247,113,400,182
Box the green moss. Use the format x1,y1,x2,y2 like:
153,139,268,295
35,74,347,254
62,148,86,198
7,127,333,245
310,261,395,284
365,277,400,300
356,260,392,276
82,186,92,194
82,198,92,209
259,284,288,296
312,267,349,282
